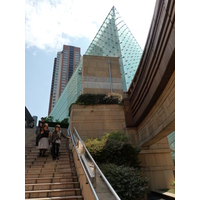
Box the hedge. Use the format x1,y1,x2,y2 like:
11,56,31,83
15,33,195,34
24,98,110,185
100,164,148,200
69,93,123,116
85,131,141,168
85,131,148,200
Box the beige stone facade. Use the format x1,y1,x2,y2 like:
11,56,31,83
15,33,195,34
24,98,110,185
69,104,125,141
137,71,175,147
139,137,175,192
82,55,123,95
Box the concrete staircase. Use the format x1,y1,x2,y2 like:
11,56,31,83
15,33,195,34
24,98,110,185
25,129,83,200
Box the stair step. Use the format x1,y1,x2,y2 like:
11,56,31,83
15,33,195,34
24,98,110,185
56,165,74,169
38,167,76,172
54,168,75,172
25,188,81,198
26,170,75,175
25,182,80,191
25,177,78,184
26,173,75,178
26,161,33,165
26,155,38,159
25,196,83,200
32,161,46,165
26,158,36,162
31,165,44,168
26,169,42,173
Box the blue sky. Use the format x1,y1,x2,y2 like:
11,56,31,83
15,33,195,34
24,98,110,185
25,0,156,124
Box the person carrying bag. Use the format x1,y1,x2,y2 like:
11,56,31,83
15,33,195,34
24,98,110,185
50,124,70,160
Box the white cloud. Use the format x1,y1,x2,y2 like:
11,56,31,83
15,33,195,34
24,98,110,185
25,0,156,52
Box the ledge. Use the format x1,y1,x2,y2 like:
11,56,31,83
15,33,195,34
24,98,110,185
152,189,175,199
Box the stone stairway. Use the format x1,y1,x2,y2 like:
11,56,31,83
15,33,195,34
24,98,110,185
25,129,83,200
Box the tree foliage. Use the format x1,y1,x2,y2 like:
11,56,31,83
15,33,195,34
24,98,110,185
85,131,148,200
100,164,148,200
43,116,54,122
85,131,141,168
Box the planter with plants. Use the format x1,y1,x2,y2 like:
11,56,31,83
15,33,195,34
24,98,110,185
85,131,148,200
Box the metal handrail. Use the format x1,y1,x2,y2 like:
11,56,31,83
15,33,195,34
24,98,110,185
68,129,99,200
73,127,121,200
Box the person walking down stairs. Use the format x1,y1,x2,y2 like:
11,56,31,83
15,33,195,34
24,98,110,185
25,128,83,199
34,121,43,148
51,124,70,160
38,123,51,157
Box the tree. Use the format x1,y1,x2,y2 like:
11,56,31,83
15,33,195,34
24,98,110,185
43,116,54,122
61,118,68,124
55,119,60,122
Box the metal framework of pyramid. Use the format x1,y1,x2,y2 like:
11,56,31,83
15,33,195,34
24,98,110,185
85,6,142,91
49,6,143,120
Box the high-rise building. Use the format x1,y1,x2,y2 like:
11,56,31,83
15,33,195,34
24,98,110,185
49,6,143,121
59,45,81,96
48,45,81,115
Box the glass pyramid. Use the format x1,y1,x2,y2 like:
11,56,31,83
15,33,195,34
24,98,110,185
85,6,143,91
49,6,143,121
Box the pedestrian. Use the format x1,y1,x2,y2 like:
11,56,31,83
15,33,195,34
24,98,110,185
50,124,70,160
34,122,43,148
38,123,51,157
29,121,34,128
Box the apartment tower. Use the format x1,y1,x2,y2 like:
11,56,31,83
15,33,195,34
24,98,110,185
48,45,81,115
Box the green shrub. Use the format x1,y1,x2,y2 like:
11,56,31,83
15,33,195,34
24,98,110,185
76,93,123,105
85,131,141,168
85,132,148,199
76,93,106,105
60,118,68,124
85,134,108,163
68,93,123,116
106,131,129,142
100,163,148,200
43,116,54,122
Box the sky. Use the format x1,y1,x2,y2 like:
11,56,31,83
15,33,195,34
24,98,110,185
25,0,157,124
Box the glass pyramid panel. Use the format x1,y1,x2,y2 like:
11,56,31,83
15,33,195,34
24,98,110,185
167,131,175,163
49,60,82,121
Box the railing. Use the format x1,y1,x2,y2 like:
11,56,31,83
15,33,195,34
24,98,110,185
67,128,99,200
73,127,121,200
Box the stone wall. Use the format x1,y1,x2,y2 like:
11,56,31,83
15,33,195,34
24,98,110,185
137,71,175,147
69,104,125,141
139,137,175,191
82,55,123,95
